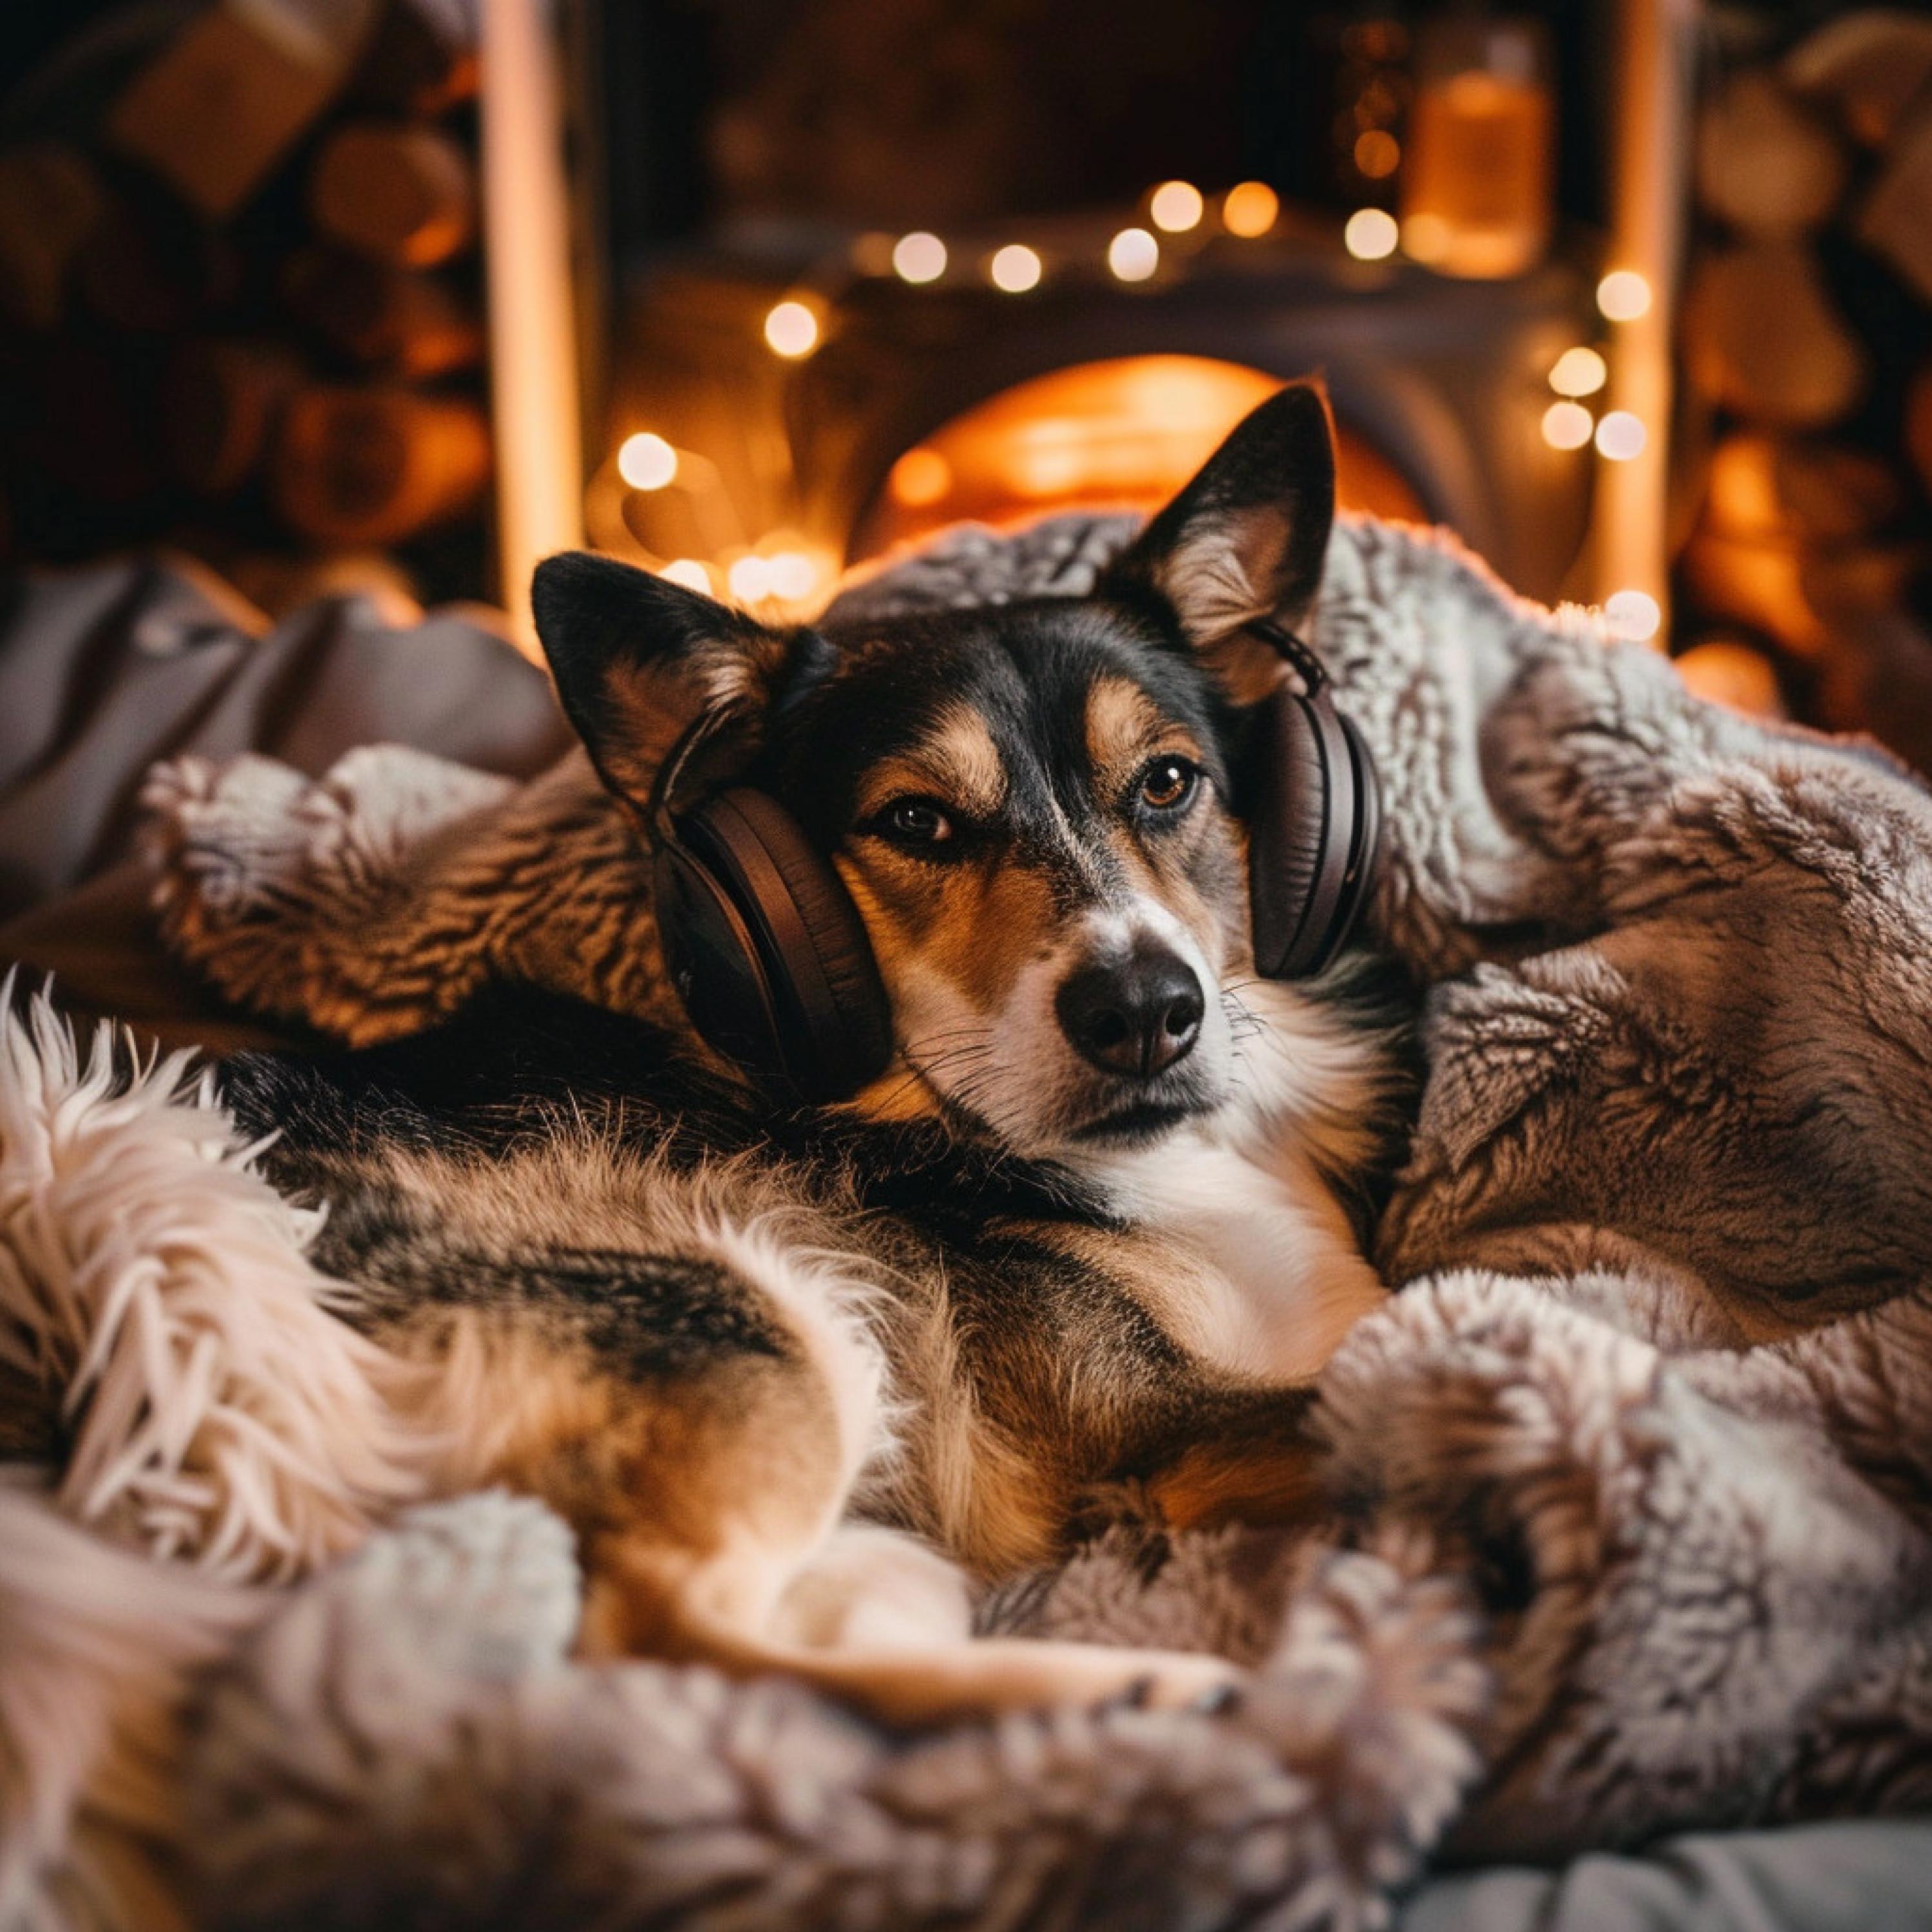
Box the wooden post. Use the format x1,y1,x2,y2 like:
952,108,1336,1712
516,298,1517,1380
478,0,584,658
1593,0,1700,640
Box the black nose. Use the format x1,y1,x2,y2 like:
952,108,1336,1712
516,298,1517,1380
1056,944,1205,1079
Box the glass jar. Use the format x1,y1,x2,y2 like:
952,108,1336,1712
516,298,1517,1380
1399,15,1554,279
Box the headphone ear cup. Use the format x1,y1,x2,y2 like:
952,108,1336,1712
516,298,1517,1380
667,789,891,1101
654,841,790,1086
1247,682,1362,979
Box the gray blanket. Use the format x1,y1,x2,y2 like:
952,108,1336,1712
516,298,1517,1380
55,516,1932,1926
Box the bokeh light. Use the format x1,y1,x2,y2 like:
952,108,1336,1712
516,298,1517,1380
892,231,947,283
1222,181,1278,238
616,432,677,491
763,300,820,357
1595,410,1647,460
1596,270,1653,321
1541,401,1594,450
1548,347,1608,397
1108,227,1160,281
989,244,1043,292
1343,207,1399,260
1149,181,1204,232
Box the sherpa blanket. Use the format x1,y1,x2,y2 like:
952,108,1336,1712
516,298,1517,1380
8,513,1932,1931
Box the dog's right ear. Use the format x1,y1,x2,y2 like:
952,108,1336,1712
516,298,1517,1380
531,551,804,815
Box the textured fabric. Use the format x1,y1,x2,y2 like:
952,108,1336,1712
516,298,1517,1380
8,513,1932,1927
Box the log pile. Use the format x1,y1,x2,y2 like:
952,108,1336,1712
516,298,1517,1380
0,0,489,614
1676,10,1932,763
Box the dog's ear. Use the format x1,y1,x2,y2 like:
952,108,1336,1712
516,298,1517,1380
1104,382,1337,700
532,551,808,812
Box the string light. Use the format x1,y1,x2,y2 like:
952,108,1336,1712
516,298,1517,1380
763,299,820,357
766,551,819,601
1108,227,1159,281
1343,207,1399,260
989,244,1043,292
1604,589,1662,642
659,558,712,593
890,447,952,506
1596,270,1652,321
892,231,947,283
616,431,677,491
1548,347,1607,397
1222,181,1278,237
727,554,774,601
1149,181,1204,232
1595,410,1647,460
1542,401,1595,450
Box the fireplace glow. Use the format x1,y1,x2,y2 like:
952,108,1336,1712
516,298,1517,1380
857,355,1426,558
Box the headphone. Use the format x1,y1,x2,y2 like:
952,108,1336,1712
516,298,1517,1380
649,621,1381,1104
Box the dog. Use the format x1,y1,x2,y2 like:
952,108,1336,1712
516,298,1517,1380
215,384,1405,1723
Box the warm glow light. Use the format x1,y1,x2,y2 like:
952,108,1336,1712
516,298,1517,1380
763,299,820,357
1354,130,1400,179
616,431,677,491
1676,638,1782,715
767,551,819,601
1344,207,1399,260
889,446,952,507
1149,180,1204,232
1548,347,1607,397
1596,269,1653,321
1604,588,1662,642
1542,401,1595,450
892,231,947,283
659,558,712,593
989,244,1043,292
1401,212,1451,263
1108,227,1159,281
728,554,774,602
1222,181,1278,238
1595,410,1647,460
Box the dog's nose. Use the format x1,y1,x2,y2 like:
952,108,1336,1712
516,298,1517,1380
1056,945,1205,1079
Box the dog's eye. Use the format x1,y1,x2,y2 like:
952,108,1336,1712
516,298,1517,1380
1138,758,1199,811
876,797,954,846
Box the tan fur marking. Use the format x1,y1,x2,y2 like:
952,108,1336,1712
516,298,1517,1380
1083,677,1203,800
855,702,1008,824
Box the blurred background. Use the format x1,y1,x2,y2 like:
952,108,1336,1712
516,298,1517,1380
3,1,1932,762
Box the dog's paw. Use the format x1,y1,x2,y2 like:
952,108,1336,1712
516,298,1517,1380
142,753,316,925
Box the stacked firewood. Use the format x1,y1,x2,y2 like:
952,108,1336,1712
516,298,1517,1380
1676,8,1932,765
0,0,489,613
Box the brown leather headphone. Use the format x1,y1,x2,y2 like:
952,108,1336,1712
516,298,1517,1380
651,623,1381,1103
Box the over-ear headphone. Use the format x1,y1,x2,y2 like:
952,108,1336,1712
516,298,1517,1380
649,623,1381,1103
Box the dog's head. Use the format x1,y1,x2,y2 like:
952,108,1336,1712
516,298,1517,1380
535,384,1357,1159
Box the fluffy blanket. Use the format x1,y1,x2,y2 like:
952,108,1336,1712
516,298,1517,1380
8,514,1932,1931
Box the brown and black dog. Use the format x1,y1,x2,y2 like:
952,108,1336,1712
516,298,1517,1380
218,385,1404,1721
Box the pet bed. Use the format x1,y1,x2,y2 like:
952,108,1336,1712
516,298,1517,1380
5,516,1932,1931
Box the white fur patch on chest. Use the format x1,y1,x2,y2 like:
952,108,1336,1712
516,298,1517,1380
1094,1135,1387,1385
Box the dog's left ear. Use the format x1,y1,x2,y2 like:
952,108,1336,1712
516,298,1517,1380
1104,382,1337,701
532,551,812,817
